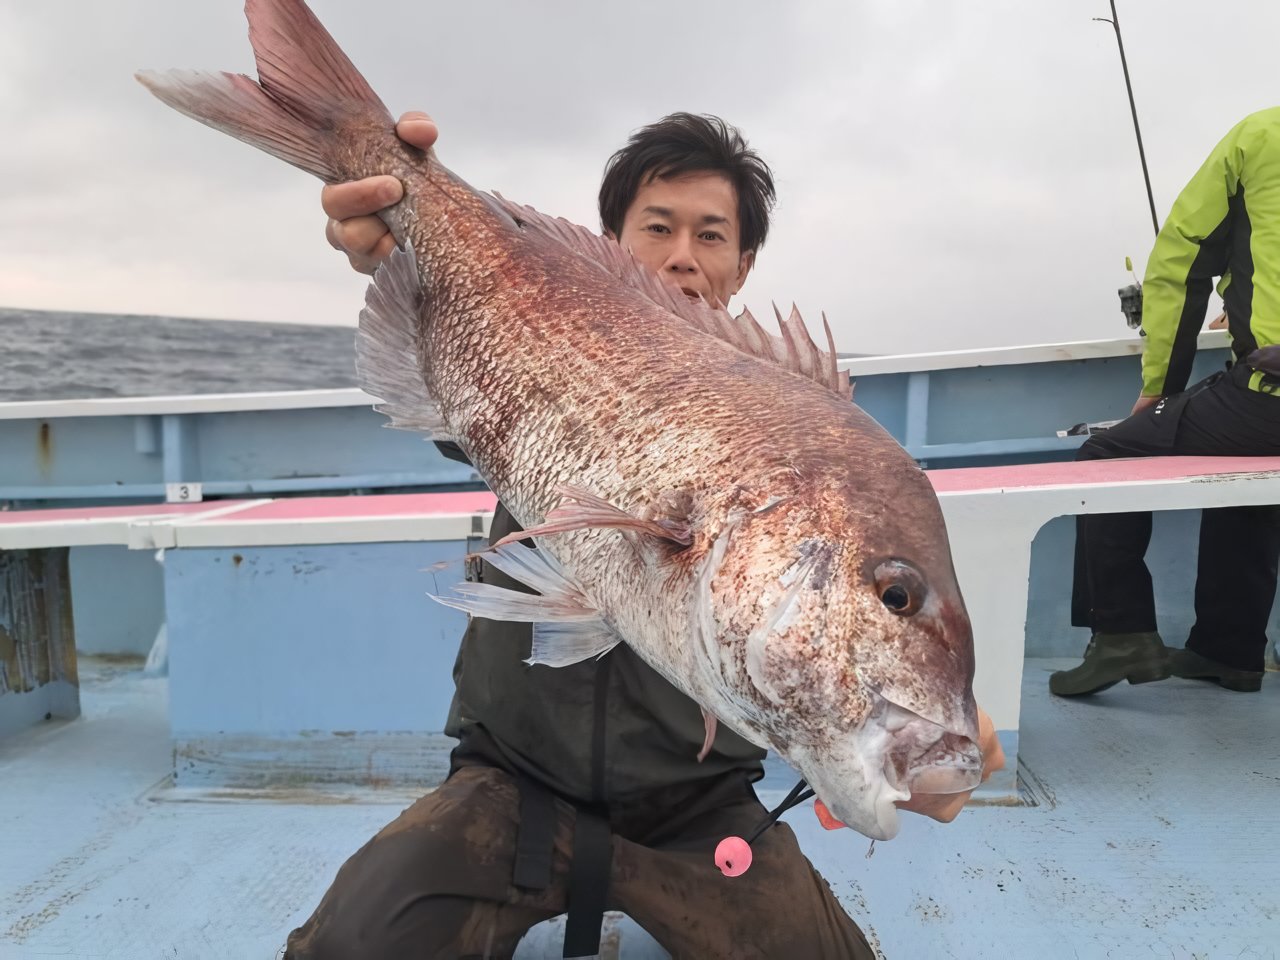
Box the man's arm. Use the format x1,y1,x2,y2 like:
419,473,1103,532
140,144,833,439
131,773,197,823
322,112,437,273
1138,122,1246,399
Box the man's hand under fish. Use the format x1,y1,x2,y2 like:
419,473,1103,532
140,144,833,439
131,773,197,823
321,112,1005,832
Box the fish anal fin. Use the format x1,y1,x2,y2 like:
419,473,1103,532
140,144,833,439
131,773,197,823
354,241,451,438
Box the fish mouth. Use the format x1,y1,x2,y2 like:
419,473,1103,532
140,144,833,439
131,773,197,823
803,697,982,841
881,701,983,797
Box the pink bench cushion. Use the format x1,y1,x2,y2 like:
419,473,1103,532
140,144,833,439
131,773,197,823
4,457,1278,530
204,491,498,523
928,456,1280,495
0,501,236,526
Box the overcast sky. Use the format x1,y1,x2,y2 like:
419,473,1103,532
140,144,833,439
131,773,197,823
2,0,1277,357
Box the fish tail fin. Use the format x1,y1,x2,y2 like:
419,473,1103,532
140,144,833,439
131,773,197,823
135,0,393,182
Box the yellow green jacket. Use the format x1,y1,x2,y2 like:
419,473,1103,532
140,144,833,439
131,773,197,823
1141,106,1280,396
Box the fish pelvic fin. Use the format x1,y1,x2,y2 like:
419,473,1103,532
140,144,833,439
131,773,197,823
698,708,718,763
356,241,451,438
487,193,853,402
432,541,620,668
492,484,693,549
136,0,394,183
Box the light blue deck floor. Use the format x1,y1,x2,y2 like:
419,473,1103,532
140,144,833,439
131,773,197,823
1,657,1276,960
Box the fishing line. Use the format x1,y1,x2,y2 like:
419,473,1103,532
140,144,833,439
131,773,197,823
747,778,815,843
713,777,814,877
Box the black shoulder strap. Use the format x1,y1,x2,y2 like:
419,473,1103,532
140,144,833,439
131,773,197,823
511,778,613,959
512,775,556,891
563,807,611,959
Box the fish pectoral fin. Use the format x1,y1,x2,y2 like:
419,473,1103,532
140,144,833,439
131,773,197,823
494,484,693,549
433,580,597,622
698,708,718,763
434,540,596,619
432,541,619,668
355,241,452,439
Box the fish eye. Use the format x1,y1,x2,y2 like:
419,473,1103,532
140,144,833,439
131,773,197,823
882,585,911,610
873,560,925,617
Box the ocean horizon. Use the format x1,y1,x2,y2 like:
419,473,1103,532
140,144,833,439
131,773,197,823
0,306,360,402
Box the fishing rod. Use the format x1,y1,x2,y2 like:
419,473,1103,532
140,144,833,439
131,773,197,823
1094,1,1160,335
1094,0,1159,237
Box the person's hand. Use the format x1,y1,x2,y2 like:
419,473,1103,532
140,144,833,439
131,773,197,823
1131,394,1162,417
1208,310,1228,330
321,111,438,274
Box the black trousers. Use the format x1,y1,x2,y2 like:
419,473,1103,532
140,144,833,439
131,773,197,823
1071,364,1280,672
282,758,874,960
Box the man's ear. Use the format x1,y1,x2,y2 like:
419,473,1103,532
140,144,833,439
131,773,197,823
734,249,756,294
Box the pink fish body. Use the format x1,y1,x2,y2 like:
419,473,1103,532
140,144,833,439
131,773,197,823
138,0,982,840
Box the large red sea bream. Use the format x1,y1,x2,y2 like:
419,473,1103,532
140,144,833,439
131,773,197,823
137,0,983,840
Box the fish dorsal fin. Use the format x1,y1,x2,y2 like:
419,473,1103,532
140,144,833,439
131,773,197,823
487,193,853,402
355,241,453,439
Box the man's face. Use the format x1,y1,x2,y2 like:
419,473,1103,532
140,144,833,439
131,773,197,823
613,171,755,307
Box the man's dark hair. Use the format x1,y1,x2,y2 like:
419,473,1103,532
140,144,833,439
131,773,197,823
598,113,777,254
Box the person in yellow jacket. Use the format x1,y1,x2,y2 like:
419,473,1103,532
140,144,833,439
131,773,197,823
1052,106,1280,697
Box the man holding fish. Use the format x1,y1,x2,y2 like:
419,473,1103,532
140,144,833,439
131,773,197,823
287,111,1003,959
135,2,1002,955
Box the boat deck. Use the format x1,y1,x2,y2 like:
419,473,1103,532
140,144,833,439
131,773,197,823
1,657,1276,960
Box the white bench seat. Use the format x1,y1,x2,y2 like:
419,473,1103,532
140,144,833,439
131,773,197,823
4,457,1277,798
930,455,1280,791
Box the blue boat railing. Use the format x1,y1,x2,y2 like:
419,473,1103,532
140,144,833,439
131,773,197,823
0,332,1235,507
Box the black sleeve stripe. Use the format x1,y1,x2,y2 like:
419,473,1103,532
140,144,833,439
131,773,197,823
1163,197,1236,395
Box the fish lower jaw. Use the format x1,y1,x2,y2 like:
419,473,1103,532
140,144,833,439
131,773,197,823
832,785,908,842
871,758,911,840
808,756,910,842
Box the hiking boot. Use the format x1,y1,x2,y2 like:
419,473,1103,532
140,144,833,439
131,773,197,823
1168,647,1264,693
1049,632,1171,697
